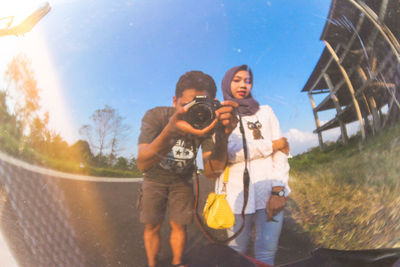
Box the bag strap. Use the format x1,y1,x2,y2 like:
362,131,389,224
221,165,229,194
194,112,250,244
223,165,230,183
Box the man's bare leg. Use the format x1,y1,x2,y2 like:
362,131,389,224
144,223,162,267
169,220,186,265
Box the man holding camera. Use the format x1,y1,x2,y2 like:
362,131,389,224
137,71,238,267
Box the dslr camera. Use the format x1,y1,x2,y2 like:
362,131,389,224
183,95,221,129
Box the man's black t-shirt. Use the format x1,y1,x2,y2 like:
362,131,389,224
138,106,214,184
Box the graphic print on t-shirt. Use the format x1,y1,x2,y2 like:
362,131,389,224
159,138,196,174
247,120,264,140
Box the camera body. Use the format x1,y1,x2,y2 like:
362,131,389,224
183,95,221,129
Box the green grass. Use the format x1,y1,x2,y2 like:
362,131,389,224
0,131,142,178
288,123,400,249
35,152,142,177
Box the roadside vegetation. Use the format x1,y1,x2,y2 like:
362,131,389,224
288,123,400,249
1,53,141,177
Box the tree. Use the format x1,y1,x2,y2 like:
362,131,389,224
3,53,74,164
114,156,129,170
5,53,44,136
0,90,22,153
29,112,50,151
3,53,54,157
80,105,130,158
129,156,138,171
0,90,20,136
47,133,70,159
70,140,93,164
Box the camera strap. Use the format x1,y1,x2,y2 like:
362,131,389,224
194,113,250,244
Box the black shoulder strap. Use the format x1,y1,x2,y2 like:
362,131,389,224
194,113,250,244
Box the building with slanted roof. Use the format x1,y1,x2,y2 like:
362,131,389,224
302,0,400,149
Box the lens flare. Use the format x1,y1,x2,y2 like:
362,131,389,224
1,1,77,144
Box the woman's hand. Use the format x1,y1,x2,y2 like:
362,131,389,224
266,186,287,221
272,137,290,155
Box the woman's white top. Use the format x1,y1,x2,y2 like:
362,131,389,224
215,105,291,214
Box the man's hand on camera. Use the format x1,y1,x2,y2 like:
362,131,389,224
167,104,218,137
272,137,290,155
215,100,239,135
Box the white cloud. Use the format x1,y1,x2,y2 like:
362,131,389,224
319,120,360,142
284,122,361,156
284,128,319,156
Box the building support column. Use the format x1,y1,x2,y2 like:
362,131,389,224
361,92,375,136
308,92,324,149
357,65,384,135
324,40,366,141
368,96,382,133
323,74,348,144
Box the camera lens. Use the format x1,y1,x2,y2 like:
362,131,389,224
186,103,213,129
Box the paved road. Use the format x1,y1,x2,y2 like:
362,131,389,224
0,153,314,266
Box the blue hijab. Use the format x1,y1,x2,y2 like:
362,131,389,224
221,64,260,115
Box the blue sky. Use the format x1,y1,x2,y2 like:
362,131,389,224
1,0,352,156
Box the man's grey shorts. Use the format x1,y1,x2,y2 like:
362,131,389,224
139,179,194,225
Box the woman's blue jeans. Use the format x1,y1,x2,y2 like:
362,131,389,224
227,209,284,265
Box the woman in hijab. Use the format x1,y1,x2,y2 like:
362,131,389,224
216,64,290,265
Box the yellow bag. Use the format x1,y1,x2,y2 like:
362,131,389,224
202,166,235,229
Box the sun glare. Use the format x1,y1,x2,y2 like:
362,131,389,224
1,0,77,144
0,0,45,25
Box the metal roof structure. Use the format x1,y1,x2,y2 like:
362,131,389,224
302,0,400,148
